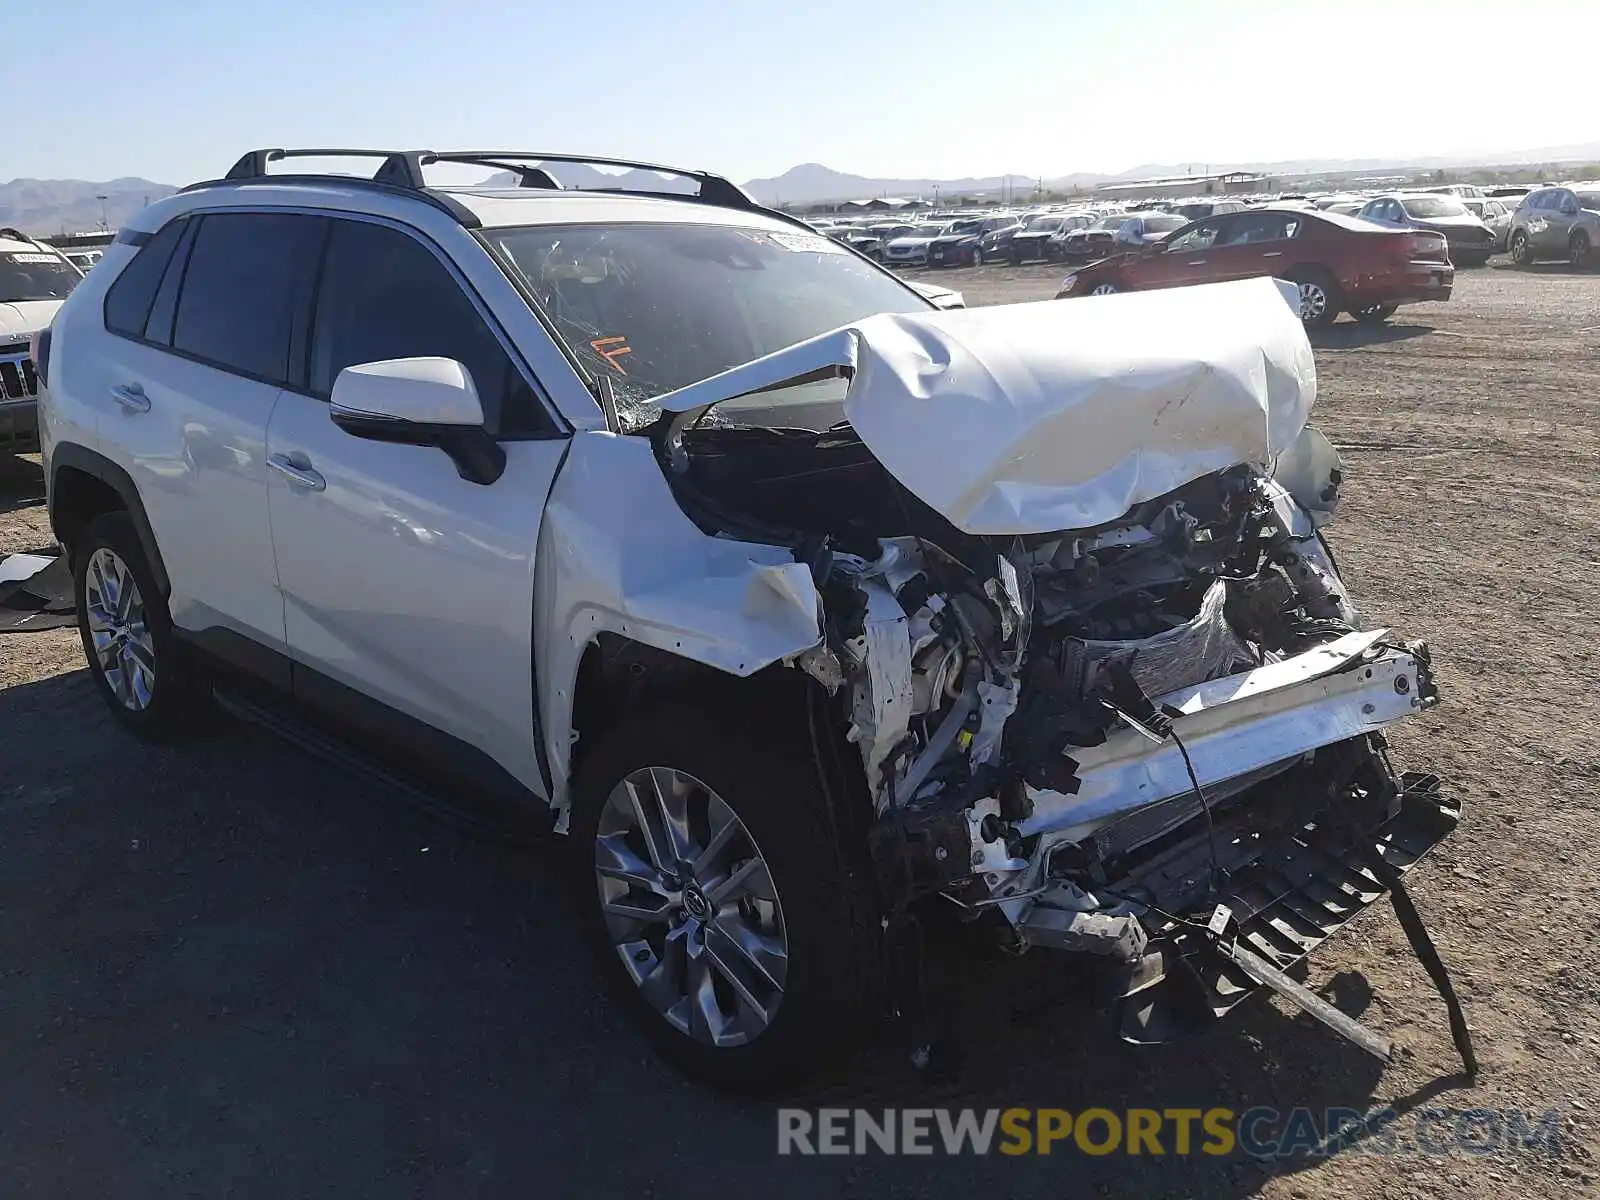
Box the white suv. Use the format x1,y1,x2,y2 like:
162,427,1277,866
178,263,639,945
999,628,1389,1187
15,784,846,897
2,227,83,455
39,149,1461,1089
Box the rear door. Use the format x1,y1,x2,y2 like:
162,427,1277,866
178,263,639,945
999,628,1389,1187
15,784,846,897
88,210,323,660
265,216,569,798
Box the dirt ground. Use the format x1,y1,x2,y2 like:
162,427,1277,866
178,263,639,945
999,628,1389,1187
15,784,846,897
2,264,1597,1198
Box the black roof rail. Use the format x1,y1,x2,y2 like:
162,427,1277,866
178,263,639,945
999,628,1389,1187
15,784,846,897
421,154,563,190
417,151,760,210
222,148,430,188
183,148,482,228
189,147,805,231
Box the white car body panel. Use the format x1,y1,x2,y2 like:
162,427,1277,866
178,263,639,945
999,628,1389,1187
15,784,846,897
661,277,1314,536
535,431,822,817
266,394,568,794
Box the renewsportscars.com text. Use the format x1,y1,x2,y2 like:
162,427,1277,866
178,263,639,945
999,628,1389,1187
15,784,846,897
776,1106,1564,1159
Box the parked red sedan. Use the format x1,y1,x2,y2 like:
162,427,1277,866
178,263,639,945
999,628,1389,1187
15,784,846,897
1054,208,1453,327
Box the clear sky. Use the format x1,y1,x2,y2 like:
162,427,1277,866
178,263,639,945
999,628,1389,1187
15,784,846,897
10,0,1597,185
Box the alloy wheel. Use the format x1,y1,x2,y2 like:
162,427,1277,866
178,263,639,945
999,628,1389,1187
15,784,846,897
83,547,156,711
1090,282,1118,296
1572,232,1591,269
1297,281,1329,322
1511,232,1530,266
594,766,789,1048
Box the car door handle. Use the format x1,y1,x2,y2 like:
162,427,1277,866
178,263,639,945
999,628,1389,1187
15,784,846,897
110,383,150,413
267,452,326,492
1260,251,1284,258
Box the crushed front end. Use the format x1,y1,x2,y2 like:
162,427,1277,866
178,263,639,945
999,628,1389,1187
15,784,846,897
654,279,1463,1056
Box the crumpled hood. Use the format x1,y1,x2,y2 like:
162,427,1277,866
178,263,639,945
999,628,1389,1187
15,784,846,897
0,300,61,344
659,276,1316,536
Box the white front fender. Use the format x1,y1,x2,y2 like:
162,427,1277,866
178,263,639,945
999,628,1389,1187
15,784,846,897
534,432,822,822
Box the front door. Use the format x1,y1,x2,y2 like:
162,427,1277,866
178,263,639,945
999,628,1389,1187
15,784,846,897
1121,218,1226,289
265,217,569,797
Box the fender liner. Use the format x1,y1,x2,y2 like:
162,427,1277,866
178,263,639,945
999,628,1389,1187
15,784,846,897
47,442,171,598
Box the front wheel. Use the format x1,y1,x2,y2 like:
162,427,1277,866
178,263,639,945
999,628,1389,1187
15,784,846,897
1088,282,1119,296
1571,230,1592,270
1510,230,1533,267
970,246,984,267
571,709,880,1091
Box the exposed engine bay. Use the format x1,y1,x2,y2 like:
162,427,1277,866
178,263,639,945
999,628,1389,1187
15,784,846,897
625,281,1466,1061
673,410,1390,880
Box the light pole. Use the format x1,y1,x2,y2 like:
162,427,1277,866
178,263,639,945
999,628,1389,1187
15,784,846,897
95,194,109,230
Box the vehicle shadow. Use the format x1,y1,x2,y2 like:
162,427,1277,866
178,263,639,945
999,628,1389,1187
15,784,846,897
1487,259,1595,276
0,669,1479,1199
1311,321,1433,351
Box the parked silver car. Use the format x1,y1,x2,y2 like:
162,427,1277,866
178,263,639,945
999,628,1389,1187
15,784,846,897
1508,185,1600,268
1357,194,1498,266
1463,198,1513,253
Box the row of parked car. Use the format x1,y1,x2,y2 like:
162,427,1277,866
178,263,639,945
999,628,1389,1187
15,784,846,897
808,181,1600,329
815,180,1600,274
813,200,1253,268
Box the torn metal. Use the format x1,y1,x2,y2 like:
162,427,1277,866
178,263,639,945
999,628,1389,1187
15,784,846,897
544,278,1463,1051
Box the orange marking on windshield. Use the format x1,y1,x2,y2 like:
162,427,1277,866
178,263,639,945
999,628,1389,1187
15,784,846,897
590,336,632,375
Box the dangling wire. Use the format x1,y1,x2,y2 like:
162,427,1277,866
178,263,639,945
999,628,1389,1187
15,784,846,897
1168,723,1224,895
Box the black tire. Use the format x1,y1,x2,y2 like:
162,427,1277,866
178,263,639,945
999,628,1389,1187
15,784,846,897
1570,229,1592,270
971,246,984,267
1510,229,1533,267
1286,267,1341,328
72,511,207,739
1353,303,1399,325
570,707,880,1091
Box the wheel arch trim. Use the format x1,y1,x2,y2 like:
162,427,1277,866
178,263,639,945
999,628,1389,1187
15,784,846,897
48,442,171,597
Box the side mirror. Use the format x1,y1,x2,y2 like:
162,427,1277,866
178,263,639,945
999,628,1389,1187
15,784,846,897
329,357,506,486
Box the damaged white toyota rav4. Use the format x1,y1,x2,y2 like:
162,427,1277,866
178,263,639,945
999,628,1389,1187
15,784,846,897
39,150,1469,1090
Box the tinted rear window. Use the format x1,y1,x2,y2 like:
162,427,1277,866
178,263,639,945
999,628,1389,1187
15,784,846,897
172,213,325,384
103,219,187,337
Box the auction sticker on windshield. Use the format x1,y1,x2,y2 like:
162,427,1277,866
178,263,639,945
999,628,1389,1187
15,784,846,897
768,232,846,254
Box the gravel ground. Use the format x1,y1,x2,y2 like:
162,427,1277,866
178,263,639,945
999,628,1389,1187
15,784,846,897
2,264,1597,1197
